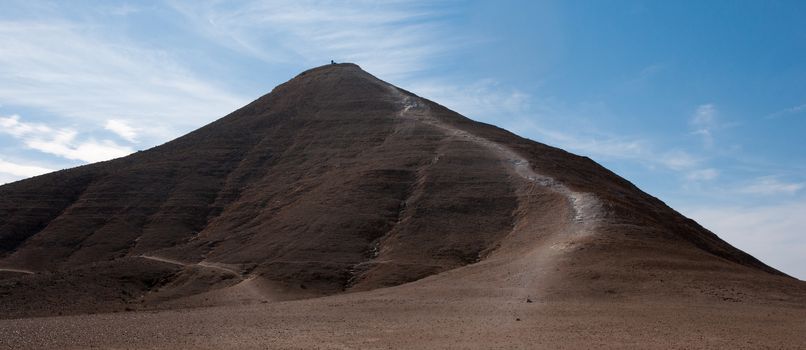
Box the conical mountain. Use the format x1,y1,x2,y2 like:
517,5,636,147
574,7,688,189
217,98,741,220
1,65,804,343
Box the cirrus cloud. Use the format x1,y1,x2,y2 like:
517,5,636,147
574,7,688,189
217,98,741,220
0,114,132,163
104,119,139,143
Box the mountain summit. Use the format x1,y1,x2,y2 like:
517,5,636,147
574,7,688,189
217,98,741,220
1,64,804,348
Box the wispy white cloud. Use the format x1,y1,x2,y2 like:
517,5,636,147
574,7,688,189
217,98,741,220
104,119,138,143
659,150,701,171
0,114,50,138
0,20,247,141
25,136,132,163
547,133,708,176
534,127,649,160
405,77,727,183
408,78,714,178
621,63,666,87
0,158,54,179
684,200,806,280
685,168,719,181
170,0,461,80
766,103,806,119
108,3,142,16
0,1,462,181
405,79,657,165
407,79,532,121
739,176,804,196
690,103,718,147
0,114,132,163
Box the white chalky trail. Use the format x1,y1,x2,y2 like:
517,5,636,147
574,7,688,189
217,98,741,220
391,89,605,227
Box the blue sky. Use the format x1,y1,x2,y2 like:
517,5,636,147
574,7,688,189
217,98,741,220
0,1,804,279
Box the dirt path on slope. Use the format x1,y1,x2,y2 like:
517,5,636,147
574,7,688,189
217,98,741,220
388,87,609,307
392,88,605,227
137,254,319,307
0,268,34,275
139,255,241,276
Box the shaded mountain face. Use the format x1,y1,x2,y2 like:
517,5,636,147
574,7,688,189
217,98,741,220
0,64,799,317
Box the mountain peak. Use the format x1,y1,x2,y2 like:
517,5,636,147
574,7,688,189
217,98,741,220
291,62,370,83
0,65,802,323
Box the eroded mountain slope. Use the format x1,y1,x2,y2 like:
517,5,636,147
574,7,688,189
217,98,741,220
0,64,801,319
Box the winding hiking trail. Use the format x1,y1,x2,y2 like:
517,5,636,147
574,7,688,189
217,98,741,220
388,86,609,308
391,87,605,227
139,255,241,276
0,268,34,275
137,255,302,306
